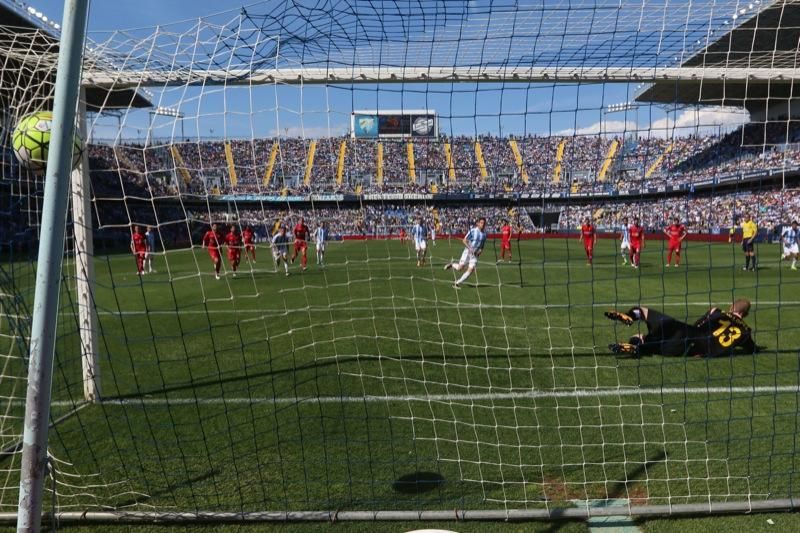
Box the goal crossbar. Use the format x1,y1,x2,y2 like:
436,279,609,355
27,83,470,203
0,499,798,524
80,66,800,88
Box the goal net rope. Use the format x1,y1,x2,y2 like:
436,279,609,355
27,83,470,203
0,0,799,521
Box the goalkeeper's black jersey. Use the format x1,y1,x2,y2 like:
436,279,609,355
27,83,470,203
691,310,755,358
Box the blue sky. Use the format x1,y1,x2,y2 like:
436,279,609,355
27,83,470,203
30,0,757,141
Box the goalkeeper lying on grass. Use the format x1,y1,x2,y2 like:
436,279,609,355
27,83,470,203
605,298,765,358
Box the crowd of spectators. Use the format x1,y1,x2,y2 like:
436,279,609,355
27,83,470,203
557,188,800,234
174,186,799,244
67,126,800,251
190,203,535,240
85,122,800,198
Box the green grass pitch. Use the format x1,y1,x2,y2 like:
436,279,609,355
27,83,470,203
4,236,800,518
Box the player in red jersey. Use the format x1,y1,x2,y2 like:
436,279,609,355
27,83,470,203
291,217,311,270
130,225,147,275
398,227,407,242
663,217,687,267
225,225,242,276
498,219,513,263
629,218,645,268
242,225,256,263
579,218,597,265
202,223,223,280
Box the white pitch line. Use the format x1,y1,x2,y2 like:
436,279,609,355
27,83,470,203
47,385,800,407
77,301,800,317
105,260,794,275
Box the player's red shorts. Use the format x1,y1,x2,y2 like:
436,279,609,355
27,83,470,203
668,240,681,252
630,243,642,254
227,250,240,262
208,248,220,262
245,244,255,252
583,239,594,250
501,241,511,250
294,239,307,252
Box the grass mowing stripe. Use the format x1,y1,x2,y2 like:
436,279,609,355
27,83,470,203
43,385,800,407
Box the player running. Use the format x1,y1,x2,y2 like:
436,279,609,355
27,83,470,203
130,225,147,276
444,217,487,288
291,217,311,271
314,221,328,267
144,225,156,274
741,213,758,271
202,223,223,280
411,217,428,266
579,218,597,265
225,225,242,277
242,225,256,263
629,218,645,268
272,226,291,276
498,219,513,263
664,217,687,267
605,298,763,359
781,220,799,270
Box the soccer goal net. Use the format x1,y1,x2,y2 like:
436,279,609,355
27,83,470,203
1,0,800,524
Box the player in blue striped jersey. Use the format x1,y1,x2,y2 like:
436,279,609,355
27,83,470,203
411,217,428,266
619,216,631,265
781,220,799,270
444,217,487,288
314,221,328,267
271,226,291,276
144,225,157,274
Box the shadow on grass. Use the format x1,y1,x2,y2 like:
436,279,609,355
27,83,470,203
606,449,667,500
104,344,799,402
392,471,445,494
105,350,624,401
112,468,221,508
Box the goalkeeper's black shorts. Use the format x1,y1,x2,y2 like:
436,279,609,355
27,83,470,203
636,308,694,357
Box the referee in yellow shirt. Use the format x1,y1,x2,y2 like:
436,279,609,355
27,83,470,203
741,213,758,271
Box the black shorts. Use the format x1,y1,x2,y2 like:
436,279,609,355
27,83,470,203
742,240,754,253
635,309,694,357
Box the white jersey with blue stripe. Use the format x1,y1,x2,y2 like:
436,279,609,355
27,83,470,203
620,225,630,244
783,227,799,245
465,226,487,252
145,231,155,250
411,223,427,242
314,227,328,243
272,233,291,252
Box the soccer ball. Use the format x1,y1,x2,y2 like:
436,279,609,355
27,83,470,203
11,111,83,172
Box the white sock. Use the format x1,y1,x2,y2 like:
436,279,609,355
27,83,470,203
456,270,472,284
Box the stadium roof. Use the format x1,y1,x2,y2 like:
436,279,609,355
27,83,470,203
635,0,800,113
78,0,768,88
0,0,151,111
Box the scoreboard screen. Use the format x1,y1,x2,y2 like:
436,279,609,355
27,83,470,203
351,111,437,138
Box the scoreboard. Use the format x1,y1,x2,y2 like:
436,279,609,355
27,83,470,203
351,110,438,138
